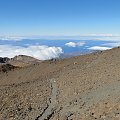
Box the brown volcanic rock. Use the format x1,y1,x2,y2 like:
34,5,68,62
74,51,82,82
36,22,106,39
0,64,16,73
6,55,41,67
8,55,41,67
12,55,38,62
0,55,41,67
1,47,120,119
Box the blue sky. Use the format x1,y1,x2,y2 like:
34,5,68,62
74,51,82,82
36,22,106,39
0,0,120,60
0,0,120,36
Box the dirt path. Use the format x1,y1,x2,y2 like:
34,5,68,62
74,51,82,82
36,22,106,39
36,78,58,120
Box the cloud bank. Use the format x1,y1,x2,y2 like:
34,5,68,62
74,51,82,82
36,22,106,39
65,42,76,47
0,45,63,60
65,41,85,47
0,35,120,41
0,36,26,41
102,42,120,47
88,46,111,51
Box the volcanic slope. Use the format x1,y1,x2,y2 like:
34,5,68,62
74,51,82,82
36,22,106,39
1,47,120,120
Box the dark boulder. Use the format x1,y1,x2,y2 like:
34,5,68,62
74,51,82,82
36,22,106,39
0,57,10,63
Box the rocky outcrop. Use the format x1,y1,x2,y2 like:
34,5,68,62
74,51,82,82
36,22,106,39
11,55,38,62
0,57,10,63
0,55,41,67
0,64,16,72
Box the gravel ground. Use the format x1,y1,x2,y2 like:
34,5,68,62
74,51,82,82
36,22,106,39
0,47,120,120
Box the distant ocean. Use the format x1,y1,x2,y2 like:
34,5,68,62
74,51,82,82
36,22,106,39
0,39,119,60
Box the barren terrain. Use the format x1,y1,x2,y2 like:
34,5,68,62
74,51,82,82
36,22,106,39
1,47,120,120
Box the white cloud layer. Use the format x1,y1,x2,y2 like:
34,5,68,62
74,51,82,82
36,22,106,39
65,41,85,47
0,45,63,60
65,42,76,47
88,46,111,51
102,42,120,47
0,35,120,41
0,36,26,41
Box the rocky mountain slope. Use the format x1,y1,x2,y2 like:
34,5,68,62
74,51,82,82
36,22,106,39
0,64,16,73
0,47,120,120
0,55,41,67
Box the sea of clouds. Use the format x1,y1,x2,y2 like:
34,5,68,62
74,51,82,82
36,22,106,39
0,45,63,60
1,35,120,60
